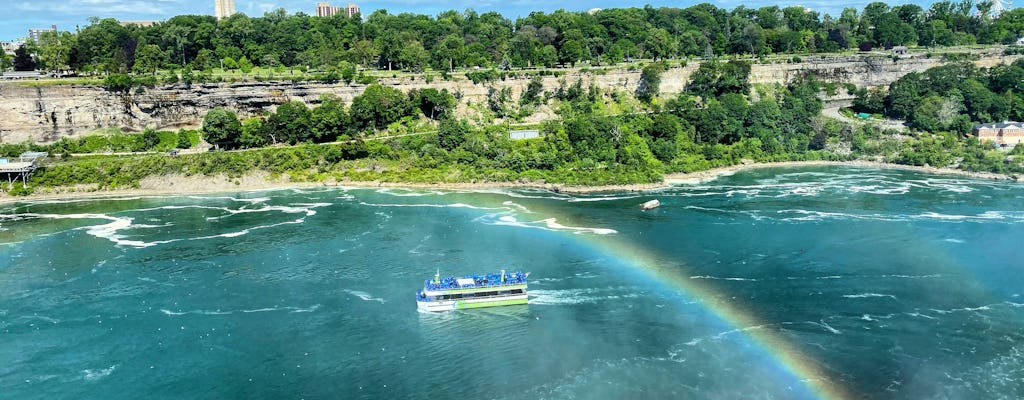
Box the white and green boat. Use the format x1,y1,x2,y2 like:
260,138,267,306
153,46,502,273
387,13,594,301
416,270,529,312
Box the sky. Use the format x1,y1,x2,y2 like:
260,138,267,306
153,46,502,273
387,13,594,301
2,0,943,42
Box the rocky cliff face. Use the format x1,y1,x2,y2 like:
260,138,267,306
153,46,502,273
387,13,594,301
1,50,1018,144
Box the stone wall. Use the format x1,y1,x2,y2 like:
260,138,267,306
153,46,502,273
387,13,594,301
0,50,1019,144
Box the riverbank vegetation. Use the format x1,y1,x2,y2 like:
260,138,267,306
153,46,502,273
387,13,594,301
5,61,1024,195
4,2,1024,195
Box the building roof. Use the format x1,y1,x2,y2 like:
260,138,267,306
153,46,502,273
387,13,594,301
974,122,1024,130
509,129,540,140
970,122,1019,129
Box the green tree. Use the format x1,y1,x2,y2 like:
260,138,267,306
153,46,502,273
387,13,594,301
645,28,676,61
176,130,192,149
338,61,356,84
0,52,11,72
202,108,242,149
222,56,238,70
13,45,36,71
435,34,465,71
265,101,314,144
350,84,414,131
239,118,269,148
538,45,558,68
133,44,165,75
37,31,74,72
311,94,352,141
399,41,429,72
412,88,456,120
238,56,254,74
437,118,471,151
520,76,544,106
636,62,665,103
142,128,161,150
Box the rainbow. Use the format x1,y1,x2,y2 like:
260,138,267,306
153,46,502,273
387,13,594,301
495,196,853,400
569,233,852,399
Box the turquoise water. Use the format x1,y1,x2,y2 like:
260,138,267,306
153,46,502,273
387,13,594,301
1,166,1022,399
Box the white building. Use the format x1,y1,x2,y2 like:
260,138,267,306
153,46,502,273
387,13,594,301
215,0,236,20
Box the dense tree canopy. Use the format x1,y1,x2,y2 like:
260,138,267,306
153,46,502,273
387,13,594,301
202,108,242,149
855,59,1024,132
19,1,1022,74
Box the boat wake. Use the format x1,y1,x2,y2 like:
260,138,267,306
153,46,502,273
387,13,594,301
343,290,386,303
159,304,321,316
82,365,117,381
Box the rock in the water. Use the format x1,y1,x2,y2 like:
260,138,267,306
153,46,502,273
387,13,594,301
640,199,660,210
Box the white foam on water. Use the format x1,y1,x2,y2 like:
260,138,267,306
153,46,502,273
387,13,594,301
842,293,899,300
689,275,760,282
0,212,152,247
502,201,532,213
343,290,385,303
929,304,997,314
358,201,503,211
374,188,450,197
713,324,772,340
529,288,637,305
82,365,117,381
879,274,943,279
19,315,60,324
567,195,642,203
904,312,938,320
807,321,841,334
486,215,617,235
160,304,321,316
943,238,965,243
538,218,616,235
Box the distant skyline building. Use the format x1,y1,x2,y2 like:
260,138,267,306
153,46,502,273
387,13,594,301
345,3,360,17
2,40,24,56
316,2,339,17
214,0,236,20
28,25,56,44
315,2,360,18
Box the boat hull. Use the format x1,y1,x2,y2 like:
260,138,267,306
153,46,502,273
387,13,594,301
417,293,528,312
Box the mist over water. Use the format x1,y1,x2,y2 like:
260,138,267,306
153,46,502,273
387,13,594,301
1,166,1022,399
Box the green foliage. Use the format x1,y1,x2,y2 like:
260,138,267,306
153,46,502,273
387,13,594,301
520,76,545,106
13,45,36,71
636,62,665,103
265,101,314,144
202,108,242,149
487,86,514,118
103,74,135,93
465,69,500,85
350,84,415,131
411,88,456,120
686,60,752,99
311,95,352,141
437,118,471,151
177,130,194,149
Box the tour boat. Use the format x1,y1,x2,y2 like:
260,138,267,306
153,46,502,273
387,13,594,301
416,270,528,311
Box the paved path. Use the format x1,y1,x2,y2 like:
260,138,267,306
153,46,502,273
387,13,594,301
822,106,908,132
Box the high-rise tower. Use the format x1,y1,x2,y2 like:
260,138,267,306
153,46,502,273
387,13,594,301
215,0,236,20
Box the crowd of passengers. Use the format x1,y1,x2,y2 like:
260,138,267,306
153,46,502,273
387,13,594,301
424,271,527,290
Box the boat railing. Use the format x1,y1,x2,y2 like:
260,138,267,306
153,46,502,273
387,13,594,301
423,279,527,291
417,290,527,303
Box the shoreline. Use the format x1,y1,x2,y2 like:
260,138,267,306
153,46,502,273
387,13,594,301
1,161,1019,204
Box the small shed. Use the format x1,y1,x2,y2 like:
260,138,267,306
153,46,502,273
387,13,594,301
509,129,540,140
